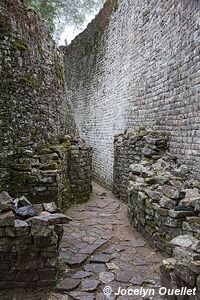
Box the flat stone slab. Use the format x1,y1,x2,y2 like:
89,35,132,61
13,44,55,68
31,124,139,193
56,278,80,292
81,279,100,291
68,291,95,300
28,213,72,225
67,254,88,267
90,254,112,263
72,271,92,279
99,272,115,283
84,263,107,273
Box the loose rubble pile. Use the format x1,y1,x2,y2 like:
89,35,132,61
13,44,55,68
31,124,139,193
1,135,92,210
127,128,200,252
161,235,200,299
125,127,200,297
0,191,71,289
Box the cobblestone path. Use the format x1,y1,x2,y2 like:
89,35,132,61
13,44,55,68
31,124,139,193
55,182,163,299
1,182,163,300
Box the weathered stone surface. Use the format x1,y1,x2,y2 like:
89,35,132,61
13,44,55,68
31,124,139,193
169,209,195,219
170,235,199,249
0,211,14,227
81,279,99,291
28,214,72,225
90,254,112,263
72,271,92,279
67,254,88,266
56,278,80,292
6,219,29,237
15,196,32,208
68,291,95,300
43,202,57,213
0,192,14,212
99,272,115,283
157,185,185,200
84,264,107,273
16,206,36,219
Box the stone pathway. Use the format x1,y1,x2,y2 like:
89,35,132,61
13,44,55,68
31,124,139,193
56,182,163,299
0,182,163,300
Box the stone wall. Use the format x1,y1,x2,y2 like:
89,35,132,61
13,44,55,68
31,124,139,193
0,0,93,207
160,235,200,299
0,191,71,289
63,0,200,187
1,136,92,209
126,128,200,253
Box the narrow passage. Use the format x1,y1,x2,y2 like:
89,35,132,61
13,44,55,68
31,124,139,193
56,182,163,299
1,182,163,300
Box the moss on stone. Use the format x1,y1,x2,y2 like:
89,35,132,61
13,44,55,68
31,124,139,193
11,40,28,51
20,74,41,88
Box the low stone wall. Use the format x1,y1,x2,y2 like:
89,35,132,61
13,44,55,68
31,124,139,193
123,128,200,296
160,235,200,299
1,136,92,210
113,128,146,201
127,128,200,252
0,191,71,289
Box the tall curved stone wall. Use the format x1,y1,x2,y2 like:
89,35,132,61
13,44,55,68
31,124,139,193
0,0,93,206
63,0,200,187
0,0,77,161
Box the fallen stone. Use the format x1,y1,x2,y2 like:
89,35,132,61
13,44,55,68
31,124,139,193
170,235,199,249
99,272,115,283
0,191,14,212
15,196,32,208
81,279,99,291
16,205,36,219
43,202,57,213
0,210,15,227
27,213,72,225
56,277,80,292
32,204,43,215
169,210,195,218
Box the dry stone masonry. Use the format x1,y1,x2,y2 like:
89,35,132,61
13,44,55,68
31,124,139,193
120,127,200,297
63,0,200,187
0,191,71,289
0,0,93,209
1,135,92,209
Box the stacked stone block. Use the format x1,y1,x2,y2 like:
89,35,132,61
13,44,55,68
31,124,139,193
113,128,146,201
1,136,92,210
127,128,200,253
160,235,200,300
0,191,71,289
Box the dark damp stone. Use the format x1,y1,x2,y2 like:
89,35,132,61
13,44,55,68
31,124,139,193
175,205,194,212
